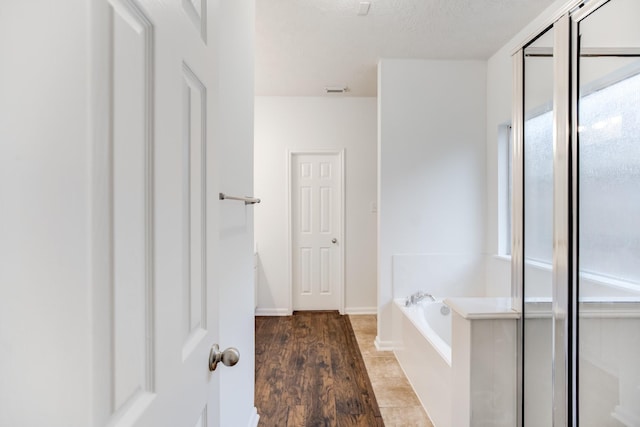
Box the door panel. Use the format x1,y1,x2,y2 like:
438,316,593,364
292,152,343,311
182,62,208,361
110,0,155,418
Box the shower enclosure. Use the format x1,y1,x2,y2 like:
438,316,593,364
512,0,640,425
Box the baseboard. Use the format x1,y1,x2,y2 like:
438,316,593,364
247,407,260,427
374,336,394,351
255,308,290,316
344,306,377,315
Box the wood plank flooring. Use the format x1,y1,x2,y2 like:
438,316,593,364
255,311,384,427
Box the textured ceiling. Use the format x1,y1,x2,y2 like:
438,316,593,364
256,0,557,96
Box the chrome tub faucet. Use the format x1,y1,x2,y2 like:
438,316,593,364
405,291,435,306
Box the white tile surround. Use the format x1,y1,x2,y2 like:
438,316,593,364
392,254,486,301
448,298,518,427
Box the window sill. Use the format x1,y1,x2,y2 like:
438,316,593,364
493,254,640,294
493,254,511,262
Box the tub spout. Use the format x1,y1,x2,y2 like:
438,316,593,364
405,291,436,306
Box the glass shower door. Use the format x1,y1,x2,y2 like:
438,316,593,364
516,1,640,424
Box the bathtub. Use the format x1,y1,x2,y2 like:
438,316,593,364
398,299,452,362
392,297,519,427
392,298,453,427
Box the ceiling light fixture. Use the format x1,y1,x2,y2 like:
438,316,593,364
324,86,349,94
357,1,371,16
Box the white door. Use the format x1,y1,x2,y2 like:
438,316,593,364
93,0,225,426
291,152,344,312
0,0,256,426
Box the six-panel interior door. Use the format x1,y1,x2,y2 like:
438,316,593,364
291,152,343,311
93,0,220,426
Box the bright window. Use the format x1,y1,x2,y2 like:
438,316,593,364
498,123,513,257
511,67,640,285
579,70,640,284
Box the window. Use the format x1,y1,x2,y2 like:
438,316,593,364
579,68,640,285
498,123,513,257
511,64,640,287
501,58,640,291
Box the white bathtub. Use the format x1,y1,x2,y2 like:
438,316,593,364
392,297,519,427
392,298,453,427
398,299,452,363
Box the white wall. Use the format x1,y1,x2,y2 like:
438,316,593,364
254,97,378,314
0,2,92,425
378,59,487,346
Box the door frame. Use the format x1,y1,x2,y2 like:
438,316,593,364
513,13,575,427
286,149,346,315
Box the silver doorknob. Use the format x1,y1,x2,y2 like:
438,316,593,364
209,344,240,371
331,238,337,244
